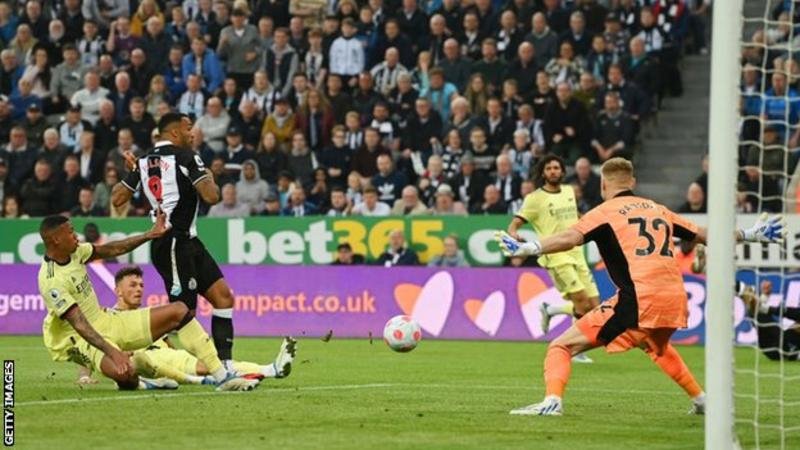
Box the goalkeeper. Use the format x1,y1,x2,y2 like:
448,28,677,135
740,280,800,361
78,267,296,385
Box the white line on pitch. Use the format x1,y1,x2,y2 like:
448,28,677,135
15,383,395,407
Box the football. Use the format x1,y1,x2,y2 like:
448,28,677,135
382,315,422,353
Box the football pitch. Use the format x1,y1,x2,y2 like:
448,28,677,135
4,336,798,449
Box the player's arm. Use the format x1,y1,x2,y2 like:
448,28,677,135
496,228,583,257
507,216,526,241
62,305,134,377
111,151,139,207
182,151,221,205
195,173,221,205
76,364,98,385
669,211,786,245
88,209,169,261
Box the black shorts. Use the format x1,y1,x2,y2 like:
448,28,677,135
151,234,224,310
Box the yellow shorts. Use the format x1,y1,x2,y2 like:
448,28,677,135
548,263,600,300
66,308,153,372
144,347,198,376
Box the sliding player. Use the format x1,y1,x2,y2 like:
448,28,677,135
496,158,786,416
107,266,296,384
39,214,257,391
508,155,600,363
740,281,800,361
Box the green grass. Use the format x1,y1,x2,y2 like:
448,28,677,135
3,336,798,449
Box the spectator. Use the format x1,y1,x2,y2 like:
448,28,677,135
417,154,446,205
352,185,390,216
208,183,251,217
544,41,586,88
235,99,262,150
0,50,23,97
195,96,231,152
144,75,170,121
621,37,660,101
9,25,37,69
76,131,104,185
93,101,118,154
530,70,556,119
107,129,140,179
21,104,47,148
467,126,495,175
439,38,472,91
282,186,318,216
10,79,42,121
287,72,310,110
597,64,651,127
326,187,351,216
240,70,281,118
49,45,84,113
38,128,68,171
265,27,299,96
458,11,484,61
236,159,270,214
345,170,363,206
603,12,630,58
326,74,354,124
222,126,256,172
332,242,365,264
182,37,224,94
352,72,383,121
376,229,420,266
371,47,409,97
351,127,388,181
471,184,507,214
507,42,538,96
496,10,523,62
420,67,457,120
93,167,119,214
544,82,590,164
318,125,353,187
217,8,261,90
3,126,37,186
289,0,327,28
70,186,106,217
574,72,600,114
677,182,706,213
565,157,602,208
304,28,327,88
296,88,334,151
255,131,289,185
1,194,24,218
428,235,469,267
55,155,88,213
493,154,522,204
164,46,187,99
525,13,559,64
591,92,635,162
19,159,56,216
210,156,235,188
465,73,490,116
561,11,593,57
83,0,130,30
508,129,535,180
0,156,12,204
742,125,784,213
108,71,134,121
71,71,109,125
106,18,139,66
429,183,467,215
509,179,535,213
449,153,488,211
391,185,427,216
0,4,18,47
120,97,156,150
260,193,282,216
287,131,318,187
139,17,171,73
373,153,407,206
177,73,206,119
329,18,364,81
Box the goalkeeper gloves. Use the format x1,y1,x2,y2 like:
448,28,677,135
494,231,542,257
740,213,787,243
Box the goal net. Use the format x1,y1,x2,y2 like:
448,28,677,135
713,0,800,448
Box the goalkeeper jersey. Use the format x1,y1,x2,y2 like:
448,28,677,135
515,185,587,269
38,243,113,362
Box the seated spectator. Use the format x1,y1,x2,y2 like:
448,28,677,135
440,129,465,180
427,235,469,267
261,97,296,151
470,184,507,214
565,157,602,208
208,183,251,217
493,154,522,204
376,229,420,266
282,186,318,216
574,72,600,114
182,37,224,94
71,70,108,125
544,41,586,88
467,126,495,175
287,131,318,188
472,38,507,95
164,45,187,99
596,64,651,127
195,96,231,152
439,38,472,92
76,132,104,185
93,167,119,214
420,67,457,120
236,160,270,215
1,194,24,218
477,97,514,153
58,104,93,151
56,154,89,213
585,35,613,83
742,126,784,213
318,125,353,188
620,37,660,101
70,186,106,217
50,44,85,114
19,159,57,216
106,17,138,65
677,182,706,213
235,100,263,151
0,156,13,206
371,47,409,96
508,129,535,180
120,97,157,150
372,154,407,206
544,82,591,164
501,79,524,120
391,185,428,216
326,187,351,216
507,42,538,96
308,168,331,209
447,96,476,145
222,126,256,173
3,126,37,187
260,193,282,216
369,101,399,151
352,186,391,216
126,49,153,98
524,13,559,64
332,242,365,265
344,111,364,151
465,73,489,116
94,100,119,153
418,155,447,206
0,50,24,98
255,132,288,186
21,103,47,148
449,153,489,211
296,87,335,152
345,170,362,206
560,11,593,56
429,184,467,215
591,92,635,162
177,73,206,120
11,79,43,121
509,179,535,213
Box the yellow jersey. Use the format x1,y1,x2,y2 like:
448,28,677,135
515,185,587,269
38,243,112,362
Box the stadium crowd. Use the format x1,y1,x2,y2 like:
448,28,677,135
0,0,709,219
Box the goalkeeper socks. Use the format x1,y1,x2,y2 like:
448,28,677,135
176,318,226,382
543,343,572,397
650,344,704,398
212,308,234,361
546,302,574,317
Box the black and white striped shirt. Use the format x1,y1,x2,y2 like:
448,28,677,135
345,130,364,151
242,87,281,116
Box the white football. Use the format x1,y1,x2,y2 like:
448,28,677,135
383,315,422,352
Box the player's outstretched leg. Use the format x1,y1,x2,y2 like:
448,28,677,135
204,279,235,363
644,335,705,415
510,325,595,416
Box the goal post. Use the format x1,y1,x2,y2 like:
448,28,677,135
706,0,744,448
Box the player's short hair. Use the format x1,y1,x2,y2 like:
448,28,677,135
39,215,68,237
158,112,189,134
114,266,144,285
533,154,566,188
601,157,634,183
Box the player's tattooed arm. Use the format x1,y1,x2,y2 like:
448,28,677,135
89,209,169,261
63,305,134,377
195,173,221,205
111,182,134,207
